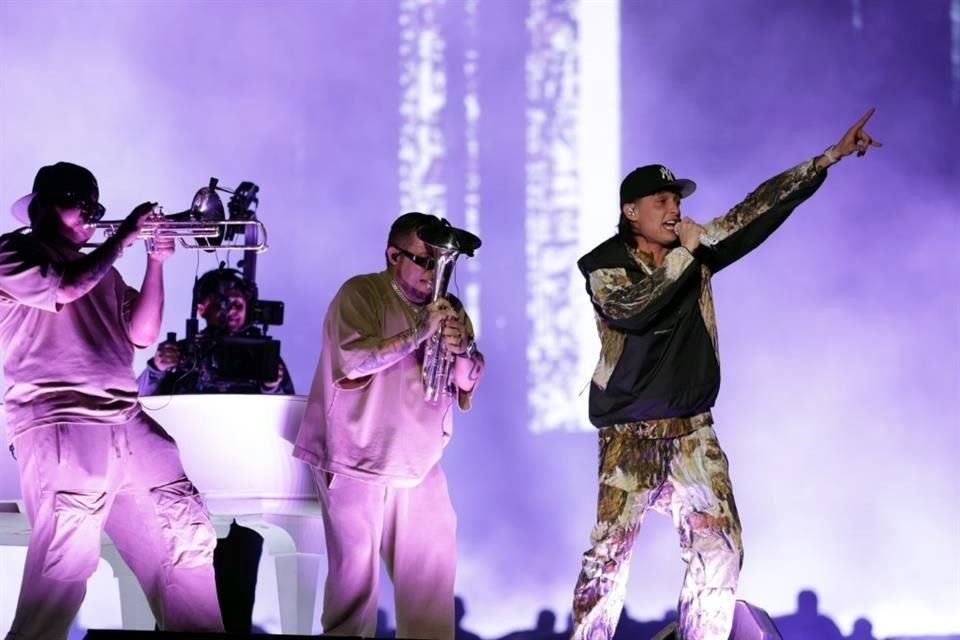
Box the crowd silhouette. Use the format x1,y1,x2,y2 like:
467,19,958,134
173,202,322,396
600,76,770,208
451,590,956,640
62,588,957,638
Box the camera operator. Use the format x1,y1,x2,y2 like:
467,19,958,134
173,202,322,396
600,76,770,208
136,268,294,396
135,267,293,632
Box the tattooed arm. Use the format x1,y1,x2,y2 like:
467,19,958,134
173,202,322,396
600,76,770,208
57,202,158,304
343,298,454,380
56,236,125,303
348,325,426,378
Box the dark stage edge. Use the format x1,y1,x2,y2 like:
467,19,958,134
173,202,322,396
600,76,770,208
84,601,782,639
84,633,375,639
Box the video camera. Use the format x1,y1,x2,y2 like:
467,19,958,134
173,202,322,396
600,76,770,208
206,299,284,386
207,334,282,386
170,177,287,390
171,324,283,389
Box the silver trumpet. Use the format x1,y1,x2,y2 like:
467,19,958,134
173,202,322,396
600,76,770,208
418,219,481,403
84,184,268,253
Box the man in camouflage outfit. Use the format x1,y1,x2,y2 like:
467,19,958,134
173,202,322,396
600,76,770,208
571,110,880,640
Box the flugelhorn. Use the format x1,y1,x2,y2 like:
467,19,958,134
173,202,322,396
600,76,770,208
418,219,481,403
84,183,268,252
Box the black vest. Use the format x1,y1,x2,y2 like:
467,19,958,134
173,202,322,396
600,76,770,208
577,237,719,426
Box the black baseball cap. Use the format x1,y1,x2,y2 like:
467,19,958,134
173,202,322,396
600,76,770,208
10,162,102,224
619,164,696,205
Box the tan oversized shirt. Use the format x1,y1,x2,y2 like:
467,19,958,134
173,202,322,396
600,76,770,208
0,232,141,443
294,270,474,487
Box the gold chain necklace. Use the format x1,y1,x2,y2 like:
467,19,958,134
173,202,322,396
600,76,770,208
389,277,425,315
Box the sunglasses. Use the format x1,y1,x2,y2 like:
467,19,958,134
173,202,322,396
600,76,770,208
57,191,106,223
393,246,436,271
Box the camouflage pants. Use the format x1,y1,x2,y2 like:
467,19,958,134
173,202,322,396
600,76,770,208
571,422,743,640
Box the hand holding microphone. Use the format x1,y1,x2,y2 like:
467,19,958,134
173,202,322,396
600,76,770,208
674,217,718,252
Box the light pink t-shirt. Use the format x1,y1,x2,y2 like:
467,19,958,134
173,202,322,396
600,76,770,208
0,232,141,443
294,270,474,488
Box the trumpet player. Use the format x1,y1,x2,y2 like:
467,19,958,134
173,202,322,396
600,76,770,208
294,211,484,640
0,162,224,638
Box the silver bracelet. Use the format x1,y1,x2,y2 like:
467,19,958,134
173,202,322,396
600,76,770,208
822,145,840,165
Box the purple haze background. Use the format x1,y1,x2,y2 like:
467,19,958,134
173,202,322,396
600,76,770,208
0,0,957,636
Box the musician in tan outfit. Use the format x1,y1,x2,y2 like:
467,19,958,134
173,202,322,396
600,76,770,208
1,162,223,639
294,212,484,639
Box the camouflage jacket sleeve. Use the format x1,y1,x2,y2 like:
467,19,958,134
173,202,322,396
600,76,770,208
587,248,699,331
697,158,828,273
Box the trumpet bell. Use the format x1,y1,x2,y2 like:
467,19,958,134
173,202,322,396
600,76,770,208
163,187,225,223
190,186,225,222
418,218,481,403
158,187,227,250
418,219,482,256
187,186,225,249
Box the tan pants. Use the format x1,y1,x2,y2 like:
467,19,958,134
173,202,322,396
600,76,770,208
5,415,223,640
572,424,743,640
314,462,457,640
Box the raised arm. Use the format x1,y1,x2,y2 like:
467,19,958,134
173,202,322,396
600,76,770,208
816,107,882,168
346,302,453,379
699,108,881,272
57,202,158,304
127,234,175,347
333,278,456,384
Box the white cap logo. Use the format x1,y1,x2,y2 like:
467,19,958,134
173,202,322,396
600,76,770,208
659,166,675,182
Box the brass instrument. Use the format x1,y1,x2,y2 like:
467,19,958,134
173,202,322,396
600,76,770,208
84,182,268,252
418,219,481,403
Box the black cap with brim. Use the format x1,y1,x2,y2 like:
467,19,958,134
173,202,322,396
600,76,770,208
10,162,99,224
619,164,696,205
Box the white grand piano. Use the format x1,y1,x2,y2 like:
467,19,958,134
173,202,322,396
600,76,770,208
0,394,326,634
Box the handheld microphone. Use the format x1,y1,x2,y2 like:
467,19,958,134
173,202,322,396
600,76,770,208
674,227,719,247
